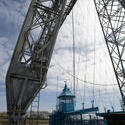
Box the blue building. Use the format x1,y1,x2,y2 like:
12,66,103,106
57,84,75,112
50,84,104,125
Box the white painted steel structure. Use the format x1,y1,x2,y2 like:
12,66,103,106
6,0,76,124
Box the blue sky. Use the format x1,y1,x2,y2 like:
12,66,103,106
0,0,122,112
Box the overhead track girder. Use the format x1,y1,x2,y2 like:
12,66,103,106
6,0,77,124
94,0,125,108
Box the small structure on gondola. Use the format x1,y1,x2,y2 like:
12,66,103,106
50,84,104,125
57,84,75,112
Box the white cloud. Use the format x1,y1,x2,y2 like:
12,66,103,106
0,37,11,84
46,0,121,111
0,0,122,111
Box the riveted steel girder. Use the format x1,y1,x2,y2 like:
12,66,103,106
6,0,77,124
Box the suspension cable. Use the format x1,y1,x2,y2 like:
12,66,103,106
72,9,76,95
92,9,96,107
53,61,117,86
76,47,81,98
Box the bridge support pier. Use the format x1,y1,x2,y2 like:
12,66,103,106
8,112,26,125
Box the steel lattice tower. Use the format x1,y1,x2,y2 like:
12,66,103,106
94,0,125,109
6,0,77,124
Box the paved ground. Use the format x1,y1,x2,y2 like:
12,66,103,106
0,120,49,125
0,123,49,125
